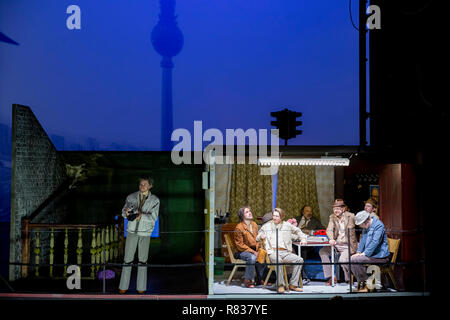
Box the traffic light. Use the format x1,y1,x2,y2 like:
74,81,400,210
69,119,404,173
288,110,303,139
270,108,302,145
270,109,289,143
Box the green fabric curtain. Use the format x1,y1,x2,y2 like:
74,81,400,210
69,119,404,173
229,164,272,223
276,165,320,221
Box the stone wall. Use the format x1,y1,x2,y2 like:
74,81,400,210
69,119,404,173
9,104,67,281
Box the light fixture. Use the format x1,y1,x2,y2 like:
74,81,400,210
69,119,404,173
257,157,350,166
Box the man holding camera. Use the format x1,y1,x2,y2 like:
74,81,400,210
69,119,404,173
119,176,159,294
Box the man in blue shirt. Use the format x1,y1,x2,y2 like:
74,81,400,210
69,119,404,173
350,211,390,292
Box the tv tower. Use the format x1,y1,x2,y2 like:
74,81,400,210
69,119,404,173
151,0,184,150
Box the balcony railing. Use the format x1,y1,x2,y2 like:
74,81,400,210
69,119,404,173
21,219,124,279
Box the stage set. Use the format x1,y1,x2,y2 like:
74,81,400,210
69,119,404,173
0,104,428,301
0,0,435,308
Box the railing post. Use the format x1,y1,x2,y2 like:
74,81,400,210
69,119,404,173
105,227,110,263
118,219,124,261
21,219,31,278
109,225,114,260
90,228,97,279
114,224,119,261
63,228,69,277
34,231,40,277
50,228,55,278
96,228,101,273
77,228,83,266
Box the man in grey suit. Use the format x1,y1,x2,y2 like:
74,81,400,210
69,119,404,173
119,176,160,294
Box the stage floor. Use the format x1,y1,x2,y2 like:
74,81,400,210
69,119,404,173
213,280,352,295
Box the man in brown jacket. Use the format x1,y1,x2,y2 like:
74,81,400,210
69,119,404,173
233,206,267,288
319,199,358,285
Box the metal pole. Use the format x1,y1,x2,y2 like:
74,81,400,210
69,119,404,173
348,227,352,293
102,228,106,294
359,0,368,147
275,227,279,291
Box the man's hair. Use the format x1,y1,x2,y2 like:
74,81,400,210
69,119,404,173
273,208,285,220
237,206,250,221
365,198,377,208
300,205,312,215
139,176,154,186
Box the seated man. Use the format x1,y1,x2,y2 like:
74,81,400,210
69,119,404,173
233,206,267,288
319,199,358,285
351,210,390,293
257,208,307,293
295,205,324,236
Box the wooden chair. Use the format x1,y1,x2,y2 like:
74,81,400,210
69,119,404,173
380,237,401,290
224,233,246,286
262,252,303,291
350,237,401,290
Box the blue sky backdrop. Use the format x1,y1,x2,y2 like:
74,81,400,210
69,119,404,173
0,0,360,150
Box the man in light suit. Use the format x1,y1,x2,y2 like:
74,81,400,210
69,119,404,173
257,208,307,293
119,176,159,294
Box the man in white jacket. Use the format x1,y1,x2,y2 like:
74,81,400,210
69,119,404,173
119,176,159,294
257,208,307,293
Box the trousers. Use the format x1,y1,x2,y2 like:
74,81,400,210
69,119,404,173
350,254,390,282
268,251,303,287
319,244,351,281
238,251,266,281
119,232,151,292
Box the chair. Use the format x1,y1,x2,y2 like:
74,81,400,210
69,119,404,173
380,237,401,290
224,233,246,286
262,252,303,291
350,237,401,290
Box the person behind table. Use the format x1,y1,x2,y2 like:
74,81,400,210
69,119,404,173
293,205,324,284
257,208,307,293
233,206,268,288
351,210,390,292
119,176,159,294
294,205,324,236
364,198,379,219
319,199,358,285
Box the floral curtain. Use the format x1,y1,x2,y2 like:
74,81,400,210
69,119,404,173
215,164,233,215
315,166,334,226
276,165,320,221
229,164,272,223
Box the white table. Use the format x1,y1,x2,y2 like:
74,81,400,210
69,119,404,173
293,241,336,286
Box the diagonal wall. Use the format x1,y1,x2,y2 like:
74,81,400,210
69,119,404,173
9,104,66,281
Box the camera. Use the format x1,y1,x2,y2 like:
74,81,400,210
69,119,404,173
127,206,139,221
